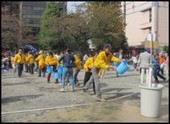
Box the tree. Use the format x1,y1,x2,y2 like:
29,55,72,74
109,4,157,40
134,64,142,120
38,2,61,49
85,2,128,51
1,5,20,50
1,3,36,51
163,45,169,52
57,13,90,52
39,2,90,53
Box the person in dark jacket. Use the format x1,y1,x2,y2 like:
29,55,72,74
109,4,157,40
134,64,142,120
58,49,75,92
152,54,166,82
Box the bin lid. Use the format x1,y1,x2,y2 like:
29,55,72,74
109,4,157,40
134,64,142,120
139,83,164,90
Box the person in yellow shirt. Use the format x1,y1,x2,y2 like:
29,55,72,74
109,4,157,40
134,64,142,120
45,51,58,83
14,48,26,77
24,52,29,73
73,53,82,87
35,50,46,77
83,50,98,94
98,69,105,78
83,44,121,102
26,51,35,74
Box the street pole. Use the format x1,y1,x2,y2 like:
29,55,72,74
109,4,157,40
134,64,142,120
148,33,152,87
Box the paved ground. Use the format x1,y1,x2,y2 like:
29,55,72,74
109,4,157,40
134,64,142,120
1,67,169,122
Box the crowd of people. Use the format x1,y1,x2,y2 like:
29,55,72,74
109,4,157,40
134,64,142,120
1,44,169,102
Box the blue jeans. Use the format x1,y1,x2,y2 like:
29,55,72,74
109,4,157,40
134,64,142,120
58,65,63,83
62,67,74,88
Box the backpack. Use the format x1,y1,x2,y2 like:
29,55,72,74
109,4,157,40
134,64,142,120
64,54,75,68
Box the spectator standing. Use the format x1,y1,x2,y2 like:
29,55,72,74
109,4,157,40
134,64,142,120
128,54,138,71
164,52,169,82
137,48,152,84
158,53,165,75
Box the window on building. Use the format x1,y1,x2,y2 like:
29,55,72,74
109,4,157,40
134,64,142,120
149,27,151,33
149,9,152,22
152,2,159,7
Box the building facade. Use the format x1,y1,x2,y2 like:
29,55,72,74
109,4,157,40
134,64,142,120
20,1,67,30
121,1,169,49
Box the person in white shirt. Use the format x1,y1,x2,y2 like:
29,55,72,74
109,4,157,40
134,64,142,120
137,48,152,84
128,55,138,71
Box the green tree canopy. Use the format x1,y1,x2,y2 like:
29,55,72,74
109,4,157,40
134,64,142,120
85,2,128,51
38,2,61,49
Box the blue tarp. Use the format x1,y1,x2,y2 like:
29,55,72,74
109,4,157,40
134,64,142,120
22,45,37,54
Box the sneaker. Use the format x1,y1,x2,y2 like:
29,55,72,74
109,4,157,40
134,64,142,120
96,97,107,102
82,88,88,93
75,83,80,87
116,73,119,77
165,78,169,82
55,80,59,84
70,87,74,92
155,80,159,83
60,88,65,92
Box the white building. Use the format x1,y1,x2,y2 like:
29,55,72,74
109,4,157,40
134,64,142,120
121,1,169,49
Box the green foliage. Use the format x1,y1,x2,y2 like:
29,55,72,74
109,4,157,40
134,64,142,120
38,2,61,49
43,2,61,19
163,45,169,52
38,1,127,53
86,2,127,51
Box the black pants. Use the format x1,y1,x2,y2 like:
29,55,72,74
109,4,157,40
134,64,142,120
160,68,164,75
25,63,29,72
154,72,165,81
17,63,23,77
38,67,46,77
28,63,34,74
83,71,95,94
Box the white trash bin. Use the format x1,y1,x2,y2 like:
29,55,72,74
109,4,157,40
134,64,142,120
140,84,164,117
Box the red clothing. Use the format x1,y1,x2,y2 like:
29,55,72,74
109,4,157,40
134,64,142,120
158,56,165,64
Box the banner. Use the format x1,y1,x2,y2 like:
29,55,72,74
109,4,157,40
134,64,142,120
144,41,159,49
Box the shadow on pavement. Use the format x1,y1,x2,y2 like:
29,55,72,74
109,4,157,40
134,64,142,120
2,94,43,104
118,73,139,77
101,87,131,93
106,92,134,101
39,87,58,92
1,82,30,86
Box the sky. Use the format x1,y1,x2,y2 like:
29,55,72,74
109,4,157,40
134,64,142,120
67,1,85,13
